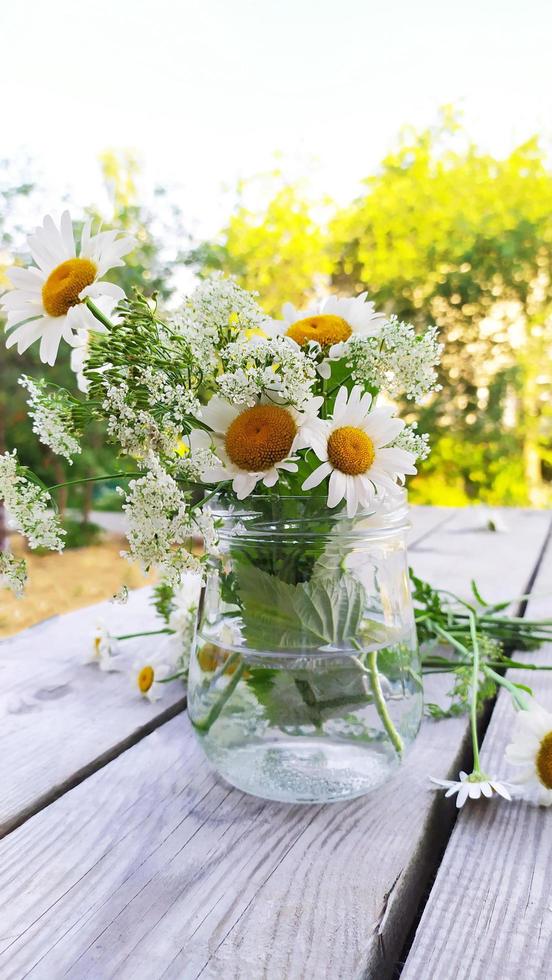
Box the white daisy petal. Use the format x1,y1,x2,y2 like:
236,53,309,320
200,396,240,434
328,469,346,508
302,461,332,491
454,784,469,808
1,212,132,365
505,699,552,804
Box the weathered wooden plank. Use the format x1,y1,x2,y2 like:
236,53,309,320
402,523,552,980
406,504,454,546
0,508,548,980
0,507,443,839
0,587,185,837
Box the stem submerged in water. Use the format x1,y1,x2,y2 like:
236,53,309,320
352,642,404,757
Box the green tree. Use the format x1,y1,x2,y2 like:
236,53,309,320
188,170,331,316
329,111,552,506
192,115,552,506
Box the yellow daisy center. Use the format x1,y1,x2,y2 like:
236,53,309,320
42,258,97,317
536,731,552,789
327,426,375,476
286,314,352,347
225,404,297,472
138,665,155,694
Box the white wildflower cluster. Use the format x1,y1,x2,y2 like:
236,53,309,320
102,381,181,457
0,451,65,551
218,336,316,408
119,460,203,584
176,276,269,370
393,423,430,461
19,376,81,463
193,505,220,556
346,318,442,400
0,550,28,596
175,446,220,483
132,366,200,420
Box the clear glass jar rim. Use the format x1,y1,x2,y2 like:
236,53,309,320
209,488,410,539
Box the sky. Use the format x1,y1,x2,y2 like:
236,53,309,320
2,0,552,239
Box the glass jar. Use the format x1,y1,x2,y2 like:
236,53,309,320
188,491,422,804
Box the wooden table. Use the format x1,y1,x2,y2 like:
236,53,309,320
1,506,551,979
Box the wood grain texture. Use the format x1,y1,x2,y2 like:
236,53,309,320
0,587,185,837
0,507,446,839
403,521,552,980
0,508,549,980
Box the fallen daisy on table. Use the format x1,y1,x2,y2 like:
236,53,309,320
84,623,120,672
430,770,512,808
131,656,175,702
505,698,552,807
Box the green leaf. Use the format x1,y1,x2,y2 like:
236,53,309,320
234,562,310,649
235,562,367,650
471,579,489,606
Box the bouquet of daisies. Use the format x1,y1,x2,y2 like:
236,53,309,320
3,212,552,808
0,211,441,598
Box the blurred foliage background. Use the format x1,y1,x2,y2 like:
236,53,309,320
2,113,551,511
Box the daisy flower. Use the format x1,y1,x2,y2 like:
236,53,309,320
131,655,174,702
84,624,120,672
268,293,387,378
505,699,552,806
160,572,202,670
302,385,416,517
2,211,134,365
430,770,512,808
191,394,322,499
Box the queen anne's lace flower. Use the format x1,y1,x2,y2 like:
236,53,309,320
19,375,81,463
102,381,182,457
119,459,209,584
346,317,442,400
218,335,317,408
177,276,269,374
392,422,430,461
0,550,28,596
0,450,65,551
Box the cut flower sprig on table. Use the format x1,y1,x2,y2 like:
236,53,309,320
416,574,552,807
2,210,551,805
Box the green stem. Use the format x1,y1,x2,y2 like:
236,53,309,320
85,297,116,331
46,472,140,494
360,647,404,756
192,658,246,732
115,628,172,641
191,482,227,511
325,372,354,399
483,665,530,710
468,612,481,774
430,621,472,658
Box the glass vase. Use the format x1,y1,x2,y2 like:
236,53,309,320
188,491,422,804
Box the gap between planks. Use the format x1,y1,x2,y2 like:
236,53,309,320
398,511,552,978
0,508,549,980
0,506,452,843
